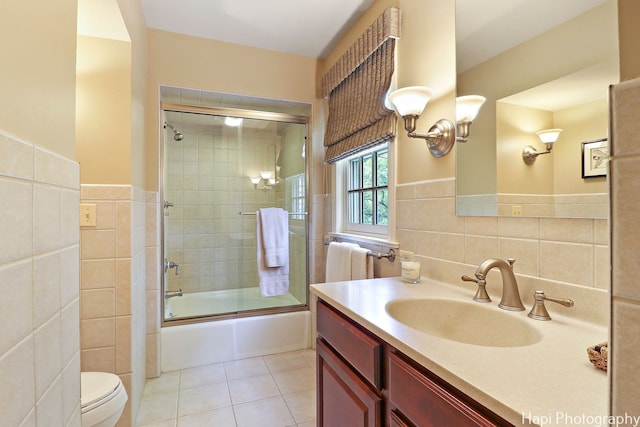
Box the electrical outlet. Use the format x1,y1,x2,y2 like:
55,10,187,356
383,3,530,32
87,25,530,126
80,203,97,227
511,206,522,217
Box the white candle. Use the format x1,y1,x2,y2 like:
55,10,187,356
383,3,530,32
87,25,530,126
401,260,421,283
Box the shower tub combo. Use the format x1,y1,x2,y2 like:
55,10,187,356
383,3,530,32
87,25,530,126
160,89,311,371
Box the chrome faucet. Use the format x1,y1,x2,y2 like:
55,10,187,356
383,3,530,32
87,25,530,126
462,258,525,311
165,289,183,299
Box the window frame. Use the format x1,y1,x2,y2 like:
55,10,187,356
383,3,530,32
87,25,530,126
336,143,394,238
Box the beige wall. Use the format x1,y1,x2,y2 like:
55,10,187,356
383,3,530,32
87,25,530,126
76,36,132,185
144,29,320,192
117,0,148,189
0,0,77,159
457,0,618,196
494,99,608,196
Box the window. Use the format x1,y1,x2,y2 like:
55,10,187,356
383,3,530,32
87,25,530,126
341,145,389,235
286,173,306,220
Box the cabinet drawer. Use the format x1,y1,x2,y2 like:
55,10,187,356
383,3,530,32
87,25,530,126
388,352,503,427
317,300,382,389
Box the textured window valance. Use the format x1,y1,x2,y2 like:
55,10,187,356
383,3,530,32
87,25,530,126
322,7,400,163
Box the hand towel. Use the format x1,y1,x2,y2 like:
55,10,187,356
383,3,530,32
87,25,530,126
259,207,289,267
325,242,352,282
257,210,289,296
351,246,373,280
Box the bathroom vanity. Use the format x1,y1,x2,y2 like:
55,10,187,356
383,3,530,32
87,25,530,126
310,278,607,427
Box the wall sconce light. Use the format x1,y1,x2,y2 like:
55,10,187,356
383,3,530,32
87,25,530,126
455,95,486,143
388,86,456,158
522,128,563,164
225,117,243,127
250,171,277,190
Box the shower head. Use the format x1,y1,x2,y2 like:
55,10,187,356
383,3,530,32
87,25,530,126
164,122,184,141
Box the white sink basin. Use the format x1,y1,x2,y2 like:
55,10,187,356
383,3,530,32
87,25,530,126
385,298,542,347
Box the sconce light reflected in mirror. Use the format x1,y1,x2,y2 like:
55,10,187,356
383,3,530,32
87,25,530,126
225,117,243,127
388,86,456,158
250,171,277,190
455,95,486,143
522,128,563,164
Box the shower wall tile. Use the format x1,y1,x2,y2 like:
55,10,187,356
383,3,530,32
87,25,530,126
81,229,116,259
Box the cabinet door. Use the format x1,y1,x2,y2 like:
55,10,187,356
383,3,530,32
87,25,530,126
388,352,503,427
317,338,382,427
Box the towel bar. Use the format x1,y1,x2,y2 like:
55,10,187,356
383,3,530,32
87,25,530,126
324,240,396,262
238,211,307,216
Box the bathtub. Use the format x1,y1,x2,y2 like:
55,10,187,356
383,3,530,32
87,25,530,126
161,288,311,371
165,287,303,318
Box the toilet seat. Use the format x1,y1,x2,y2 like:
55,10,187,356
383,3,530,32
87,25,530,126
81,372,122,412
81,372,127,427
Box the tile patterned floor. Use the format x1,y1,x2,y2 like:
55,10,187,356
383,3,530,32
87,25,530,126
136,349,317,427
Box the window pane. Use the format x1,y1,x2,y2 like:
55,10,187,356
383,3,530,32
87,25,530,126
362,190,373,224
376,189,388,225
377,149,388,186
362,154,373,188
348,192,360,224
348,159,360,190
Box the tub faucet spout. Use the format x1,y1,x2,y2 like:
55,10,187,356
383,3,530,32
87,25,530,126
475,258,525,311
165,289,183,299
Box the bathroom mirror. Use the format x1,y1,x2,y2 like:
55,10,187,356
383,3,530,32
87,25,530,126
455,0,618,218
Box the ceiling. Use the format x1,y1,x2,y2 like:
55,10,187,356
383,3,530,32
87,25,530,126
455,0,608,73
138,0,373,58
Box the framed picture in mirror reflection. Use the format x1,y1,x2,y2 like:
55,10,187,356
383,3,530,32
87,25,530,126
582,138,608,179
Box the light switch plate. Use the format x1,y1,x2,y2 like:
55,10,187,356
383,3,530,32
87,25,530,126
80,203,97,227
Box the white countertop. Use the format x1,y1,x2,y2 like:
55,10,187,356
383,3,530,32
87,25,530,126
310,277,608,427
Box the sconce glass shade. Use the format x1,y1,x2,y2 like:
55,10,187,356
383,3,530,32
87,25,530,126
259,171,272,180
225,117,243,127
456,95,486,122
388,86,434,117
536,128,563,144
250,177,261,185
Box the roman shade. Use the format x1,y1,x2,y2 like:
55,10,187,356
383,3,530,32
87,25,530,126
322,7,400,163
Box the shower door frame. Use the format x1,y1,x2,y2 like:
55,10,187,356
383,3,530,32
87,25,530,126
160,101,311,326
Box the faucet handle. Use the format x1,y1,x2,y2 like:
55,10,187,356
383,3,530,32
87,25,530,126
528,290,574,321
507,258,515,268
461,275,491,303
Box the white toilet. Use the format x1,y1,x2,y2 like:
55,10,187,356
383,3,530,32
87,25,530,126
81,372,128,427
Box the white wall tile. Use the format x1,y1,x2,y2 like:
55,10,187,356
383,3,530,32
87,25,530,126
0,179,33,264
33,252,61,328
34,184,62,254
0,134,34,180
34,314,62,399
0,259,32,355
0,338,35,427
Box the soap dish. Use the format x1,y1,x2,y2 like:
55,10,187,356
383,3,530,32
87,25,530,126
587,342,608,372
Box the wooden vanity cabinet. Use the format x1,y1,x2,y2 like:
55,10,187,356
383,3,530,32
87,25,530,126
316,300,383,426
316,299,512,427
388,351,504,426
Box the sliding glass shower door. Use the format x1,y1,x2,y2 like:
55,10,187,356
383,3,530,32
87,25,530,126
161,104,308,322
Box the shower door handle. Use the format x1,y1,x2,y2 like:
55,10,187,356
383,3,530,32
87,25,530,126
164,258,180,275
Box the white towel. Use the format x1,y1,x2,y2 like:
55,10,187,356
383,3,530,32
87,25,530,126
351,246,373,280
256,211,289,296
259,207,289,267
325,242,352,282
